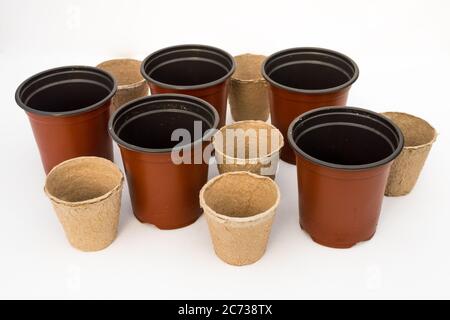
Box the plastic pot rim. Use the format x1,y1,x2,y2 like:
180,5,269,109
44,156,124,207
199,171,280,224
287,106,404,171
141,44,236,91
381,111,438,150
212,120,284,162
108,93,219,154
262,47,359,95
15,65,118,117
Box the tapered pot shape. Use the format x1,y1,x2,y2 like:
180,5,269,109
212,121,284,178
288,107,403,248
15,66,117,173
44,157,124,252
382,112,437,196
263,47,359,164
109,94,219,229
141,44,235,127
200,172,280,266
229,54,270,121
97,59,148,113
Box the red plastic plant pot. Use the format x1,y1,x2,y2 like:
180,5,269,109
141,44,235,127
15,66,117,174
109,94,219,230
262,47,359,164
288,107,403,248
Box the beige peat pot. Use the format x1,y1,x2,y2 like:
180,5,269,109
44,156,124,251
229,54,270,121
382,112,437,196
97,58,148,112
200,172,280,266
213,120,284,179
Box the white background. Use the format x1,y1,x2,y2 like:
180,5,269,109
1,0,449,299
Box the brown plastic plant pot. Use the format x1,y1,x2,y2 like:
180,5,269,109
109,94,219,229
288,107,404,248
382,112,437,196
97,59,148,113
15,66,117,174
44,156,124,252
262,47,359,164
229,54,270,121
199,172,280,266
212,120,284,179
141,44,235,127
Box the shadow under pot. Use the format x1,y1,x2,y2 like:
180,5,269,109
262,47,359,164
109,94,219,229
15,66,117,174
288,107,403,248
141,44,235,127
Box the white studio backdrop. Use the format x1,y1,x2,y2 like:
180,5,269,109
0,0,450,299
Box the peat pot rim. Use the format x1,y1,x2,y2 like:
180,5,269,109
231,53,267,84
199,171,280,223
262,47,359,95
212,120,284,162
15,65,117,117
141,44,236,90
382,111,437,150
44,156,124,207
287,106,404,171
97,58,146,90
109,93,219,154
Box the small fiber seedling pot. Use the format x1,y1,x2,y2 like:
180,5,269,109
109,94,219,229
15,66,117,173
44,157,124,252
212,120,284,178
97,58,148,113
199,172,280,266
229,54,270,121
263,47,359,164
141,44,235,127
382,112,437,196
288,107,403,248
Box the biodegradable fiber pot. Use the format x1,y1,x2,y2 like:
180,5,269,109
109,94,219,229
229,54,270,121
15,66,117,174
263,47,359,164
44,157,124,252
288,107,403,248
212,121,284,178
97,59,148,112
199,172,280,266
141,44,235,127
382,112,437,196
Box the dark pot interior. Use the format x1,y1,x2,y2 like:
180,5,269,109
263,47,359,93
110,94,219,152
15,66,116,115
141,45,235,89
289,107,403,169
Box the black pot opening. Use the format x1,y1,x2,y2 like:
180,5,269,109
263,47,359,94
288,107,404,170
141,44,235,90
109,94,219,153
15,66,117,116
